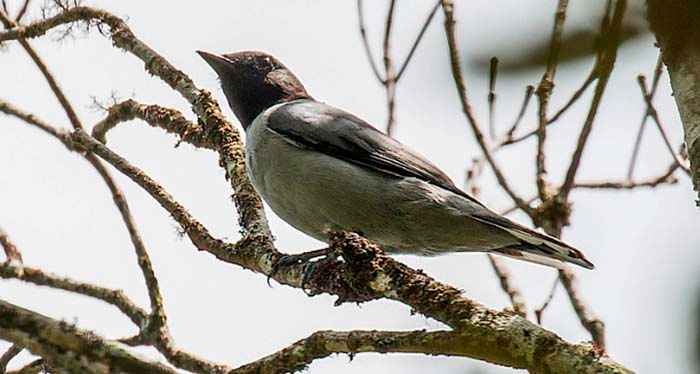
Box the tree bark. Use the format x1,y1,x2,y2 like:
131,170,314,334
647,0,700,204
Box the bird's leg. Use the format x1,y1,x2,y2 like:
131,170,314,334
267,247,334,287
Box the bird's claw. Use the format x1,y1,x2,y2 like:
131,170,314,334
266,248,332,288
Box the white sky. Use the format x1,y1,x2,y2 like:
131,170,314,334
1,1,698,373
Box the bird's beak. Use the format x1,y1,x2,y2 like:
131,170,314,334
196,50,232,76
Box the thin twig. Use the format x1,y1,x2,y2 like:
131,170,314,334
356,0,384,83
627,55,664,180
574,162,679,189
467,165,528,318
395,0,441,80
0,262,147,325
637,75,690,174
534,276,559,324
535,0,569,200
503,85,534,142
499,196,539,216
441,0,532,214
559,0,626,200
548,68,597,125
501,68,596,146
0,11,83,131
487,255,527,317
14,0,30,22
382,0,398,136
488,57,498,139
559,268,606,351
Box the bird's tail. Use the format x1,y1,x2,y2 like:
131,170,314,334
495,242,594,270
471,214,595,270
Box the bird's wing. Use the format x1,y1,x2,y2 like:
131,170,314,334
265,99,486,207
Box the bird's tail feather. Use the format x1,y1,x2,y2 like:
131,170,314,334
495,243,591,270
471,214,595,270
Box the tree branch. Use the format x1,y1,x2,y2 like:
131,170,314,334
0,4,271,237
486,255,527,317
92,99,210,149
534,0,569,200
637,75,690,173
0,299,178,374
647,0,700,204
0,261,147,326
441,0,532,214
0,229,22,265
559,0,626,200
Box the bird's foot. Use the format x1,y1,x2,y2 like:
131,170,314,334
267,247,333,288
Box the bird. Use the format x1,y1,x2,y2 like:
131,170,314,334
197,50,594,270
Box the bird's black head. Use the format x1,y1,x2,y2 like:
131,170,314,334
197,50,311,129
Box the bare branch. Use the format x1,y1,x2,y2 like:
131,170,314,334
395,0,441,80
0,229,22,265
441,0,532,214
0,5,272,238
381,0,397,135
356,0,384,83
534,0,569,199
488,57,498,139
637,75,691,174
559,268,606,352
548,67,597,125
501,67,597,147
503,85,534,142
0,262,147,326
559,0,627,200
0,11,83,131
574,162,679,189
92,99,210,149
0,299,178,374
627,54,664,180
534,275,559,324
487,255,527,317
14,0,30,22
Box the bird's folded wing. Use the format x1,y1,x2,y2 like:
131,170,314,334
265,99,486,207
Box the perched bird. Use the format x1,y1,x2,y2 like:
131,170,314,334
198,50,594,270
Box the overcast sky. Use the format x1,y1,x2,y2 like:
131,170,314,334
1,1,698,373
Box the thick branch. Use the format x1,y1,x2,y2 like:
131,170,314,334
647,0,700,203
0,299,177,374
